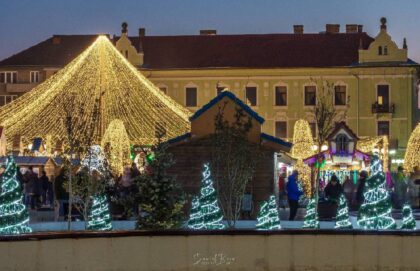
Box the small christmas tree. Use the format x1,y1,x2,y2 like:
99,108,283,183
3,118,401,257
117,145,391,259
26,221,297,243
400,204,416,230
256,196,282,230
0,156,32,234
188,197,203,230
357,153,396,230
302,197,319,229
335,194,352,229
199,163,225,229
87,194,113,231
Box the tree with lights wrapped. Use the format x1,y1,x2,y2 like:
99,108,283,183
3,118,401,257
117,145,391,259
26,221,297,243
187,197,203,230
400,204,416,230
0,156,32,235
256,195,281,230
302,197,319,229
87,194,112,231
335,194,352,229
198,163,225,230
357,153,396,230
404,123,420,173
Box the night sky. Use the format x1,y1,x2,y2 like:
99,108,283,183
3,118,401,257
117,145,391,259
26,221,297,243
1,0,419,61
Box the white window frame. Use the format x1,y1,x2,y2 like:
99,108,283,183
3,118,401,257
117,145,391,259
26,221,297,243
0,95,18,106
30,71,40,83
184,83,198,108
245,82,258,107
303,83,317,107
273,82,288,107
0,71,18,84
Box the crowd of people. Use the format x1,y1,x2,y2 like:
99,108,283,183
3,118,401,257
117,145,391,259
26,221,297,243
279,167,419,221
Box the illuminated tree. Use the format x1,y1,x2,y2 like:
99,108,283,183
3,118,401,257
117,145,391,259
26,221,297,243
198,163,225,230
291,119,315,159
404,123,420,173
400,204,416,230
87,194,112,231
0,36,190,147
335,194,352,229
101,119,131,175
256,195,281,230
294,160,312,197
187,197,203,230
302,197,319,229
0,156,32,234
357,154,396,230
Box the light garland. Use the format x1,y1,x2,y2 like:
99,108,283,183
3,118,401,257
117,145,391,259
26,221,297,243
294,159,312,197
198,163,225,230
334,194,352,229
256,195,281,230
87,194,113,231
0,156,32,235
291,119,315,160
357,136,389,172
400,204,416,230
187,197,203,230
404,123,420,173
302,197,320,229
357,153,396,230
101,120,131,175
0,36,191,148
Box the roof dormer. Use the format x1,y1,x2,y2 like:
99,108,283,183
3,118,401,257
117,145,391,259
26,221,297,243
115,22,143,66
358,17,407,64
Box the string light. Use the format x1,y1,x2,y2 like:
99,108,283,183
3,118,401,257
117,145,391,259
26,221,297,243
198,163,225,230
256,195,281,230
101,119,131,175
87,194,113,231
0,156,32,235
357,136,389,172
400,204,416,230
187,197,203,230
334,194,352,229
291,119,315,159
302,197,320,229
0,36,191,148
294,159,312,197
404,123,420,173
357,153,396,230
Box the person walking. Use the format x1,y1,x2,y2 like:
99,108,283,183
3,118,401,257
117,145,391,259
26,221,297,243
54,168,69,221
286,170,303,221
395,166,407,208
356,170,368,208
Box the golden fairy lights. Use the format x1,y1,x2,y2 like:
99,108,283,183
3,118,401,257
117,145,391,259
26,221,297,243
0,36,191,148
101,120,131,175
404,123,420,173
358,136,389,172
294,159,312,197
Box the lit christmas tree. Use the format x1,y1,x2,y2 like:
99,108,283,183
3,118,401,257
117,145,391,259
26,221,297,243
0,156,32,234
199,163,225,230
357,153,396,230
400,204,416,230
302,197,319,229
335,194,352,229
87,194,113,231
187,197,203,230
256,195,281,230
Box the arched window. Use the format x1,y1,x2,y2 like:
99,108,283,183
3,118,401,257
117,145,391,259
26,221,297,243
336,134,349,153
378,46,383,55
384,46,388,55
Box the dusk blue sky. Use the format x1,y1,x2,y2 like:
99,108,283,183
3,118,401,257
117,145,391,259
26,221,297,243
1,0,419,61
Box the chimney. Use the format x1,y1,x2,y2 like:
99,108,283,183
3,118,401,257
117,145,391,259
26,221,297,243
325,24,340,34
138,28,145,53
357,25,363,33
346,24,358,33
293,25,304,34
52,36,61,45
199,29,217,35
121,22,128,34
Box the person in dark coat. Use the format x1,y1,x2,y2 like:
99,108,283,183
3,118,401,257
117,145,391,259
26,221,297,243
324,174,343,203
24,166,41,210
286,170,303,221
356,170,368,207
54,168,69,220
40,171,51,206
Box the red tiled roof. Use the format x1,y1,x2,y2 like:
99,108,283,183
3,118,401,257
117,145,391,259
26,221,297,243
0,33,374,69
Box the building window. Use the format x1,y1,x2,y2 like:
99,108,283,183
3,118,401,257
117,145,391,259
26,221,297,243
0,71,17,84
309,122,316,138
245,86,257,106
275,121,287,139
334,85,347,106
336,134,349,153
186,87,197,107
275,86,287,106
384,46,388,55
377,85,389,105
159,86,167,94
377,121,390,137
125,50,128,58
304,86,316,106
378,46,383,55
30,71,40,83
0,95,18,106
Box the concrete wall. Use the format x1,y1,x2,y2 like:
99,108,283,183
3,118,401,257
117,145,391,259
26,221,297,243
0,231,419,271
